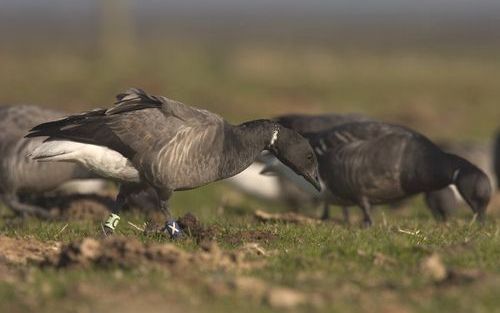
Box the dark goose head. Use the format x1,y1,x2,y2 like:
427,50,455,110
453,160,492,221
268,125,321,191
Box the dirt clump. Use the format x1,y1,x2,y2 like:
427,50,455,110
44,236,266,272
420,253,484,285
0,235,60,265
61,197,111,221
25,194,113,221
420,253,447,282
177,213,219,242
47,237,188,269
144,213,221,243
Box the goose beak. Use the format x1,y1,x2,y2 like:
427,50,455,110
304,172,322,192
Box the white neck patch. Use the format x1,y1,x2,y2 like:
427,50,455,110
269,129,279,147
452,168,461,183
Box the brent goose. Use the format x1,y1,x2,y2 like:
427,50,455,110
225,113,367,209
0,105,102,219
27,88,321,236
263,114,495,223
304,121,491,226
426,138,499,221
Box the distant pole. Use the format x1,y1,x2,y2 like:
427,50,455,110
100,0,135,61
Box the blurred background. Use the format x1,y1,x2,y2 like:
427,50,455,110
1,0,499,141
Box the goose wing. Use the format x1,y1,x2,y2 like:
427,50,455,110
275,113,370,134
307,121,416,153
26,89,224,161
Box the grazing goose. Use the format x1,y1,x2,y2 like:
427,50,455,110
304,121,491,226
225,113,369,209
263,114,494,223
27,88,321,237
425,140,498,221
0,105,102,219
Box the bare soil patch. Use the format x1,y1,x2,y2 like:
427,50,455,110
0,235,60,265
42,236,267,273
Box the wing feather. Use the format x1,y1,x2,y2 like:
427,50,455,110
26,89,224,170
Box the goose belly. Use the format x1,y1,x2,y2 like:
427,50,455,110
30,140,140,183
321,146,407,204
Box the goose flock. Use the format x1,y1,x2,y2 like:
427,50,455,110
0,88,497,237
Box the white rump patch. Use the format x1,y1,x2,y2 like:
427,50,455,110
452,169,461,183
29,140,140,183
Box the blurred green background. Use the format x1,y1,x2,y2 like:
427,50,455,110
1,0,499,140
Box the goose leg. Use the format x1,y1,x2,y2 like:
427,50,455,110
160,199,180,238
342,206,351,225
321,202,330,220
359,198,373,227
159,199,172,219
2,193,52,220
156,189,182,239
424,189,454,222
102,184,135,235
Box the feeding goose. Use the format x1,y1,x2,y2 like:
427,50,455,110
27,88,321,237
225,113,370,209
425,138,499,221
0,105,103,219
303,121,491,226
261,114,496,223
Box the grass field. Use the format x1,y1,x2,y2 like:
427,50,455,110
0,183,499,313
0,34,500,312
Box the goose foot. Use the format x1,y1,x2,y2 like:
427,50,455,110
362,219,373,228
163,220,183,239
